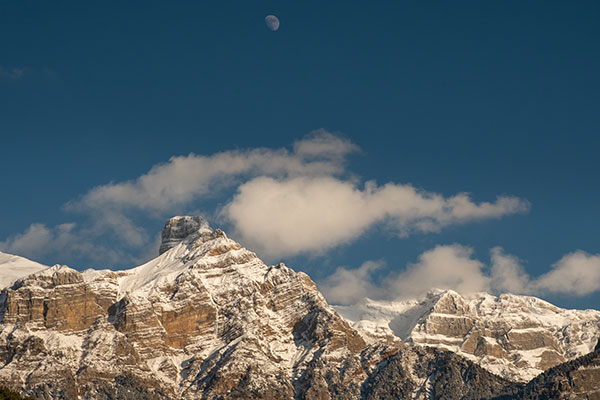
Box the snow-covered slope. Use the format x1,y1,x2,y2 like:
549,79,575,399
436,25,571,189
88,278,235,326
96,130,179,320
0,251,48,289
335,289,600,382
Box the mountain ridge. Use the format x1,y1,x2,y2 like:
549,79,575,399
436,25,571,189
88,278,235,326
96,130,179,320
0,216,598,399
335,289,600,382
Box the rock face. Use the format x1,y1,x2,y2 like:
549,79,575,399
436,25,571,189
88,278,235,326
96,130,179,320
363,345,523,400
0,216,599,399
158,216,211,255
336,289,600,382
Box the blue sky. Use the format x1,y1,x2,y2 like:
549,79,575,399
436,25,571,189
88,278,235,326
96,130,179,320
1,1,599,308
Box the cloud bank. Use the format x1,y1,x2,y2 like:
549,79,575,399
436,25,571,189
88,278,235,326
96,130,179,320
1,130,528,266
224,177,528,258
320,245,600,304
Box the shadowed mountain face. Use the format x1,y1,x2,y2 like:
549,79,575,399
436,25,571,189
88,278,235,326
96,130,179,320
0,216,597,399
363,346,523,400
521,340,600,400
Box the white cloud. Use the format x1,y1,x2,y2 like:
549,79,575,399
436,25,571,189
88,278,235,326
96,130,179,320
386,245,491,299
223,177,529,259
319,246,600,304
0,223,54,257
319,260,384,305
319,245,493,304
534,251,600,296
489,247,531,294
68,131,357,214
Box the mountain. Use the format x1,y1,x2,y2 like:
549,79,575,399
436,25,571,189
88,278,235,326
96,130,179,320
0,252,48,289
522,339,600,399
0,216,597,399
0,216,365,399
335,290,600,382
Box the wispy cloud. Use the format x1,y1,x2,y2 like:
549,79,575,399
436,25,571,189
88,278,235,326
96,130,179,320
319,245,600,304
0,223,121,266
0,66,28,80
0,66,57,82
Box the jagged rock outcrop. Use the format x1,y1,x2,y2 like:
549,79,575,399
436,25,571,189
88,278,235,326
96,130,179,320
336,290,600,382
158,215,211,255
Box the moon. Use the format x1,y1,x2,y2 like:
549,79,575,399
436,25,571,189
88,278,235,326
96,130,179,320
265,15,280,31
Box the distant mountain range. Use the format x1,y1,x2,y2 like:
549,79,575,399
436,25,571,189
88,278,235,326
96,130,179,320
335,289,600,383
1,216,598,399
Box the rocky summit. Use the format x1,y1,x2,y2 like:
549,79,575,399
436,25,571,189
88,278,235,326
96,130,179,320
0,216,598,399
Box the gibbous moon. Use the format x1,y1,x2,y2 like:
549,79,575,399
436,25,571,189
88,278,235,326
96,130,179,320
265,15,280,31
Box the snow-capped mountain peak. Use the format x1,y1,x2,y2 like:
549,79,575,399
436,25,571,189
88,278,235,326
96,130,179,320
0,216,368,398
0,251,49,289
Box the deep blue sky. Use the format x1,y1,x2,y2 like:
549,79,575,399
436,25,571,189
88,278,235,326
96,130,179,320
1,1,599,308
